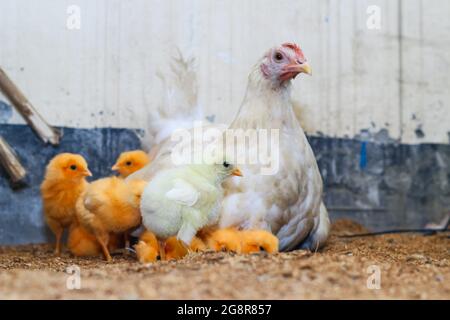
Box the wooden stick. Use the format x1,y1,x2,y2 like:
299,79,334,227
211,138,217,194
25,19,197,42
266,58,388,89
0,136,27,184
0,67,61,145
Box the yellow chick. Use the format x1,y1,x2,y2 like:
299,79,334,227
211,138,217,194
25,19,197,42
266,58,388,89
135,232,206,262
200,228,279,254
111,150,150,178
67,220,122,257
134,230,160,263
40,153,92,255
76,177,147,261
67,151,149,258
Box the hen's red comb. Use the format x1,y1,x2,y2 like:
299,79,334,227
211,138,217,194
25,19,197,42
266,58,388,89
282,42,305,60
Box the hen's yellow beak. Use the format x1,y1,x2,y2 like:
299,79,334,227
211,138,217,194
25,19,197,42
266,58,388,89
298,62,312,75
232,168,243,177
284,61,312,76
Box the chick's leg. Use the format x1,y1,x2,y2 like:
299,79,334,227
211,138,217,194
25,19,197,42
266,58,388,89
46,217,64,256
95,232,112,262
124,232,130,249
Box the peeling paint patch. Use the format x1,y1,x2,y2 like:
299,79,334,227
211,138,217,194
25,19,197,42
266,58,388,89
415,125,425,139
354,128,398,144
0,100,13,123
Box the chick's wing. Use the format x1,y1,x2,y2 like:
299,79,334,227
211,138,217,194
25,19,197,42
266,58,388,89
165,179,200,207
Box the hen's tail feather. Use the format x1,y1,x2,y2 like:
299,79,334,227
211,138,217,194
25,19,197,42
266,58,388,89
299,202,330,251
140,49,204,152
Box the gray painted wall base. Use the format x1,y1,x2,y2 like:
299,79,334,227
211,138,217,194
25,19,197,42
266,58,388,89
0,124,141,244
0,124,449,244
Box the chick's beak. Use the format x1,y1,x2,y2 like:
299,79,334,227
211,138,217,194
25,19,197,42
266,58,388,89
111,164,119,171
231,168,243,177
82,169,93,177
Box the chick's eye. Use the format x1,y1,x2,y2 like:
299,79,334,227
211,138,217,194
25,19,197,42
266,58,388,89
274,52,283,61
70,165,77,170
223,161,230,168
126,161,132,166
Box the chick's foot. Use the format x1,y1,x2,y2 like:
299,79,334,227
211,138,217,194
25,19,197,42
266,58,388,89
135,230,160,263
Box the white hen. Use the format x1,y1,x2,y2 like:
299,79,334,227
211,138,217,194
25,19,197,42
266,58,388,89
131,43,330,251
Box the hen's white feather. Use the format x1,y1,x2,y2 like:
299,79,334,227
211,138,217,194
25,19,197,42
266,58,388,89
140,50,205,152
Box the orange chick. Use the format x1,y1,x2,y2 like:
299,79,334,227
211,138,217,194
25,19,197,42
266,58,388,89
135,232,206,262
67,220,122,257
40,153,92,255
76,177,147,261
204,228,242,253
135,230,160,263
111,150,150,178
203,228,279,254
165,236,207,260
67,151,149,257
239,230,279,254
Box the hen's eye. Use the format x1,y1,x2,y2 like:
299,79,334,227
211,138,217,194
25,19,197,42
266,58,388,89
274,52,283,61
126,161,132,166
223,161,230,168
70,165,77,170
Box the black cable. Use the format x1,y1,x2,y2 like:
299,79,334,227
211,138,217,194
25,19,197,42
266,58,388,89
339,215,450,238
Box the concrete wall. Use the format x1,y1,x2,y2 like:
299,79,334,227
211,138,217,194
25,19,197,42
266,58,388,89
0,0,449,244
0,0,449,143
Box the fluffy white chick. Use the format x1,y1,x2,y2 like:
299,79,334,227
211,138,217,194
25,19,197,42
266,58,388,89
140,161,242,246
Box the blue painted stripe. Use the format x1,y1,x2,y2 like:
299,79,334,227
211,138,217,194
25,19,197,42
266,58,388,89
359,141,367,170
0,124,449,245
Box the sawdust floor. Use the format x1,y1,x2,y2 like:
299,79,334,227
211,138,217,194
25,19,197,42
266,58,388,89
0,220,449,300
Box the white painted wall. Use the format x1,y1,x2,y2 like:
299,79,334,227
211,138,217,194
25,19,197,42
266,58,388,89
0,0,449,144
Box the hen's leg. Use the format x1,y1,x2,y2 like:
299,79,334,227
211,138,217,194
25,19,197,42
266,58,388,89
135,230,159,263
